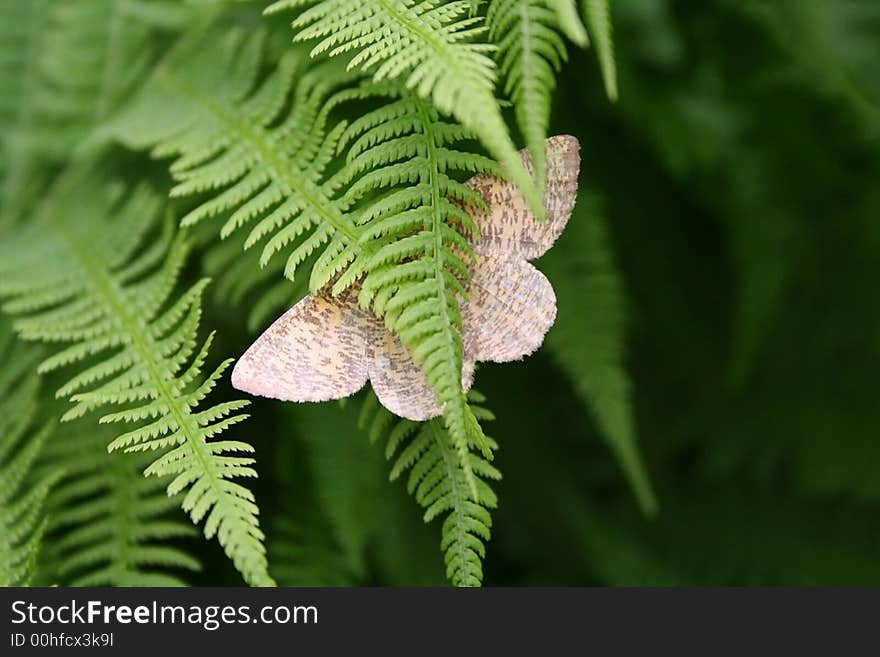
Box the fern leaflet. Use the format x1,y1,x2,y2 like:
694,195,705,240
0,330,56,586
546,0,588,46
105,30,364,292
332,82,499,493
39,419,200,586
360,390,500,586
582,0,617,100
488,0,567,189
109,31,497,492
0,164,274,586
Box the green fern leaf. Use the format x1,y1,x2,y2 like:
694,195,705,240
110,31,496,490
360,389,500,586
0,328,57,586
488,0,567,189
266,0,544,215
547,0,588,46
105,30,367,291
0,164,274,587
332,82,499,493
527,0,617,101
39,419,199,586
582,0,617,100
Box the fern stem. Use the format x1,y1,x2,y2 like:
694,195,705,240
43,167,274,586
415,95,480,498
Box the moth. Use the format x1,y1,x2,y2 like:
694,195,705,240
232,134,580,420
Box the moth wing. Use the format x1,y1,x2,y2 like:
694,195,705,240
367,323,475,421
460,253,557,363
231,293,370,402
464,134,580,261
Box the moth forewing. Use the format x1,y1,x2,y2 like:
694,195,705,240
460,254,557,363
231,293,371,403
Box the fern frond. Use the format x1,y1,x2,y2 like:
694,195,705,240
582,0,617,100
331,82,499,492
39,420,199,586
360,389,500,586
488,0,567,189
541,192,655,514
525,0,617,101
0,165,274,587
110,31,497,487
105,30,367,292
546,0,588,46
266,0,544,215
0,328,56,586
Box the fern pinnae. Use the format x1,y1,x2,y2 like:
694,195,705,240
0,336,57,586
266,0,545,218
114,33,497,497
332,84,501,493
361,389,499,586
40,419,199,587
0,424,56,586
582,0,617,101
107,30,368,293
546,0,588,46
0,165,274,586
488,0,567,190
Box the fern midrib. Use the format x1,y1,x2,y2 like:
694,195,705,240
158,69,367,250
516,0,539,107
415,96,461,387
428,421,472,584
44,188,230,549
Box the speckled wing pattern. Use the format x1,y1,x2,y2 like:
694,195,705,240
230,291,371,403
232,135,580,420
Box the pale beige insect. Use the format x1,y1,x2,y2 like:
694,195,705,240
232,135,580,420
